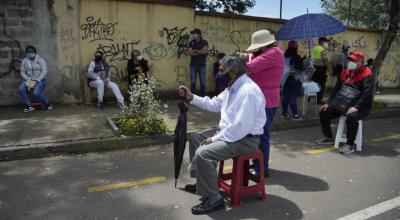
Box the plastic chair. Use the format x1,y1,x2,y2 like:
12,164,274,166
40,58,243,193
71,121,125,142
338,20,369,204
334,115,363,151
218,149,266,207
301,90,318,115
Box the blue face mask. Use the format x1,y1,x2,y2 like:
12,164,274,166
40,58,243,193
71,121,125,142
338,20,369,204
27,52,36,60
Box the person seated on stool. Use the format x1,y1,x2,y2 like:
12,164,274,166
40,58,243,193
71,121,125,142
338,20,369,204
87,51,124,109
19,45,53,112
315,51,373,155
178,55,266,215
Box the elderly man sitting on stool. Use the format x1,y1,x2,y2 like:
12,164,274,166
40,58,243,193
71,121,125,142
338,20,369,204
179,55,266,215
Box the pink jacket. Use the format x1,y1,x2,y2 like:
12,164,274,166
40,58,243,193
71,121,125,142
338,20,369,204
247,46,285,108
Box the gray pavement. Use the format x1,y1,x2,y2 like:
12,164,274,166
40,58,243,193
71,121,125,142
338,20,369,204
0,93,399,161
0,116,399,219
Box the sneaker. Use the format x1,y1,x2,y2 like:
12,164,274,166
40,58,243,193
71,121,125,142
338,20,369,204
282,113,289,119
315,137,334,145
23,106,35,113
291,115,305,121
47,103,54,111
97,101,104,109
117,102,124,109
340,144,354,155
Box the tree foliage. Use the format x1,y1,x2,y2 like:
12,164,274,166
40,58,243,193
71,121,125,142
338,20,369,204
194,0,255,14
321,0,392,30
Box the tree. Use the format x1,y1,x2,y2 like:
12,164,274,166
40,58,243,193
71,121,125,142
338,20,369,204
194,0,255,14
321,0,400,90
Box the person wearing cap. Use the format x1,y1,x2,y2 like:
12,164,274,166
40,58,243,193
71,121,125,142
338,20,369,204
186,28,208,97
87,51,125,109
281,40,304,121
311,37,332,104
179,55,266,215
19,45,53,112
316,51,373,155
127,49,149,86
244,29,285,177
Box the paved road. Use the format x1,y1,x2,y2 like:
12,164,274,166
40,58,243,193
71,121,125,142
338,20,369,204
0,117,399,220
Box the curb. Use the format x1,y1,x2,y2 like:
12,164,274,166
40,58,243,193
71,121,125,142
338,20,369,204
1,109,400,162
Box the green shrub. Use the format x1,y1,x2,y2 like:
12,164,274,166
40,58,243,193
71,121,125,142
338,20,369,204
117,76,167,135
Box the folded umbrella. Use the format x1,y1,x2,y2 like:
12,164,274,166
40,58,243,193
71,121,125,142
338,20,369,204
173,99,189,187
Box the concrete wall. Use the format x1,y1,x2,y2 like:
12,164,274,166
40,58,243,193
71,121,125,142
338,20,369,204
0,0,399,106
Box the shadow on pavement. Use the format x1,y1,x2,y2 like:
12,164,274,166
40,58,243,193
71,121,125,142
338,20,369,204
267,169,329,192
208,194,303,219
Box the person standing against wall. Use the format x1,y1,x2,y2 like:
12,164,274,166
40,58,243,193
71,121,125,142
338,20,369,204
186,28,208,97
311,37,331,104
19,46,53,112
243,30,285,177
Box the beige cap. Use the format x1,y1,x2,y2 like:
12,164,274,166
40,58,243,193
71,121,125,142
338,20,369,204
246,30,276,52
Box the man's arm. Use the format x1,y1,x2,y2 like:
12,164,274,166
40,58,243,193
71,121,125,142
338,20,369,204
191,90,224,112
87,61,100,80
35,58,47,82
354,75,373,110
192,45,208,55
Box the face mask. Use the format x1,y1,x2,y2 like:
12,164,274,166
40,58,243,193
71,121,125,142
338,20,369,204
27,52,36,60
95,56,102,62
347,61,358,70
323,42,329,49
137,55,143,60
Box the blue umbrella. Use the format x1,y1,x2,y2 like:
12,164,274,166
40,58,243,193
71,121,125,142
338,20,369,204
275,13,347,40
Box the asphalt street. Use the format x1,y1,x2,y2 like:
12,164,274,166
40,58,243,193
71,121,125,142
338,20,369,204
0,117,399,220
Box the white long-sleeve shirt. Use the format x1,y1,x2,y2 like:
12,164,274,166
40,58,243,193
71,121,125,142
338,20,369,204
191,74,266,143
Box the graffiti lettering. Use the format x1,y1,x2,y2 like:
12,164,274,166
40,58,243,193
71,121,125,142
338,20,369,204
162,27,190,58
174,65,189,83
59,22,75,43
0,14,22,78
80,16,118,42
352,36,367,49
97,41,141,62
230,30,242,52
207,44,221,59
109,64,128,84
143,43,167,60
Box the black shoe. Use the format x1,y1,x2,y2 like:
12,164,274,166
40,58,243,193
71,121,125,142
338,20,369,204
184,184,196,193
191,198,224,215
97,101,104,109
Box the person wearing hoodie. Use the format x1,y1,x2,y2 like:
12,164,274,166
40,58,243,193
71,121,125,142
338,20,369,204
87,51,124,109
311,37,332,104
316,51,373,155
19,46,53,112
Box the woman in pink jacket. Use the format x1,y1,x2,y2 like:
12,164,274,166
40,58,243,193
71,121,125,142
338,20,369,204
245,30,285,177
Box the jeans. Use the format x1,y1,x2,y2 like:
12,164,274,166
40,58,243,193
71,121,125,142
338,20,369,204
190,65,206,97
254,107,277,173
281,76,302,116
19,79,49,107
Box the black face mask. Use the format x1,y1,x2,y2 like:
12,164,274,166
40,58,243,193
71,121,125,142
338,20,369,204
95,56,102,62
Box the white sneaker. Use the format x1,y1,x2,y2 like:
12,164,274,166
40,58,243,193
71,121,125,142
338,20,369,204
340,144,354,155
23,106,35,113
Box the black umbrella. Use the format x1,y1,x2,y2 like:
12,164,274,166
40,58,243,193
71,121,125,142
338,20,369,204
174,99,189,187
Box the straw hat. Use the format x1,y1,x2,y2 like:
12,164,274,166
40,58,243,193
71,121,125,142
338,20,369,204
246,30,276,52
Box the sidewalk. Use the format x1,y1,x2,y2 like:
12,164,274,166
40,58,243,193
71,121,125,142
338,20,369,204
1,93,399,161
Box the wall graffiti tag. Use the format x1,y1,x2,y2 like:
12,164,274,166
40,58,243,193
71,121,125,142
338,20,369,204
97,41,141,62
80,16,118,42
230,30,242,52
143,43,168,60
174,65,190,83
162,27,190,58
59,22,76,43
109,64,128,84
0,14,22,78
207,44,221,59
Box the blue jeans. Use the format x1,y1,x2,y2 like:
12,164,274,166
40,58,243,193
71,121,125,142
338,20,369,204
190,65,206,97
19,80,49,107
254,107,277,173
281,76,302,116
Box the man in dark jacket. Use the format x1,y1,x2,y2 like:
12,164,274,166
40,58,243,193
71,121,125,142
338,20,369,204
315,51,373,154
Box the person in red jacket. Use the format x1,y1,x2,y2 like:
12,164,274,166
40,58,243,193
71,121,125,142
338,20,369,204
315,51,373,154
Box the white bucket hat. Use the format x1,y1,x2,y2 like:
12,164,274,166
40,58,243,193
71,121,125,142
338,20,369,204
246,30,276,52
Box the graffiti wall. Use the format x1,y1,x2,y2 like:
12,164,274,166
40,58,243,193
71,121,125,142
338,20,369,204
2,0,399,105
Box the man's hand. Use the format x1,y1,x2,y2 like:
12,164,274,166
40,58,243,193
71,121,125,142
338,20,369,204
239,52,250,62
178,85,193,101
320,104,330,112
205,137,212,145
103,79,109,86
346,107,358,115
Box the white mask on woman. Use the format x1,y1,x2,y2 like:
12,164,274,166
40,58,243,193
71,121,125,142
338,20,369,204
137,55,143,60
347,61,358,70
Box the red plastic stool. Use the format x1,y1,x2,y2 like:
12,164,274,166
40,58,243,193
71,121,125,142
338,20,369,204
218,149,266,207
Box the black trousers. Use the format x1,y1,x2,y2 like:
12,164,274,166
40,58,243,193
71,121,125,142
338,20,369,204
319,107,366,145
312,65,328,103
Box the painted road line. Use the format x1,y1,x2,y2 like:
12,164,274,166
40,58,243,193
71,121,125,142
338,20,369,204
306,147,336,155
372,134,400,142
88,176,166,193
337,196,400,220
